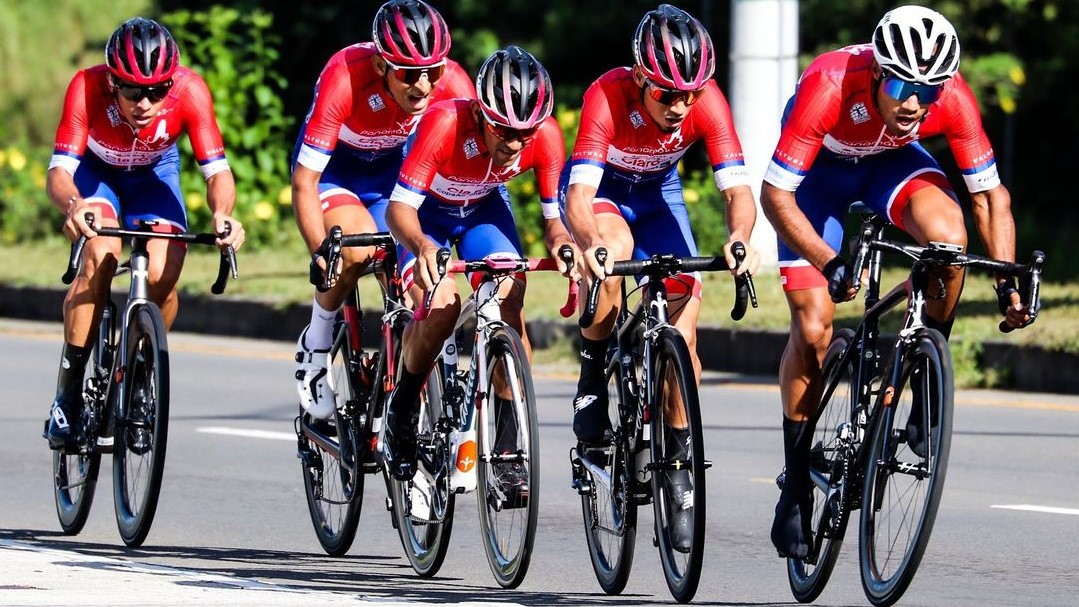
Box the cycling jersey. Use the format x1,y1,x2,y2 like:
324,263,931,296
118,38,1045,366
291,43,475,228
49,65,229,230
391,98,565,288
765,44,999,291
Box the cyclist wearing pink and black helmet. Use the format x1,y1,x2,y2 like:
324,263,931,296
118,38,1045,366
761,5,1032,559
561,3,760,552
292,0,476,423
380,46,579,483
44,16,244,451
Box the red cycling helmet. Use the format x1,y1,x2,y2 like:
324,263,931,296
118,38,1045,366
633,4,715,90
372,0,451,68
105,17,180,85
475,45,554,130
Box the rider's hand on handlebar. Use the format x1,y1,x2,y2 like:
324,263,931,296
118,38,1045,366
309,235,339,292
996,280,1033,330
553,241,583,282
212,212,246,252
724,240,761,277
413,242,446,292
824,256,857,303
64,199,99,242
581,244,611,282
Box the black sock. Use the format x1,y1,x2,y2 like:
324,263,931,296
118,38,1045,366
576,335,607,389
55,342,90,405
389,365,426,424
925,315,954,340
781,417,812,493
493,396,518,454
665,425,691,460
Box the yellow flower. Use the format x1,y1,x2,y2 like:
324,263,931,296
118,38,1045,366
186,192,206,211
519,180,535,196
683,188,700,204
1000,96,1016,114
277,185,292,206
31,162,46,189
1009,65,1026,86
253,200,275,221
8,148,26,172
557,108,578,129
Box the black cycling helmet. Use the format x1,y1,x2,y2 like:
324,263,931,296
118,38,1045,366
372,0,451,67
105,17,180,85
475,45,554,130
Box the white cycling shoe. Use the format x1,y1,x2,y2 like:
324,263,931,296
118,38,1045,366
295,326,336,420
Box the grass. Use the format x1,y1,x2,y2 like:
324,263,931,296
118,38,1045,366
5,238,1077,387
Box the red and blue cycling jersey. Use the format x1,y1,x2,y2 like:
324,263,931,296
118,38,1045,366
566,67,750,191
293,43,475,172
391,99,565,219
49,65,229,179
764,44,1000,194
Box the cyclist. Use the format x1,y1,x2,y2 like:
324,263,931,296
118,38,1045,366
563,4,760,550
382,46,578,484
293,0,476,422
761,5,1035,559
43,17,245,451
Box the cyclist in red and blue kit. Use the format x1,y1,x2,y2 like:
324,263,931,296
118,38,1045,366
762,5,1034,559
292,0,477,422
564,4,761,551
381,46,578,482
43,17,245,450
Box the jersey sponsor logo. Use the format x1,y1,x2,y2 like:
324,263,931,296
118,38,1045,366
367,94,386,112
658,129,685,152
107,104,123,127
629,110,645,129
607,146,686,173
464,137,480,159
849,102,870,125
147,120,171,144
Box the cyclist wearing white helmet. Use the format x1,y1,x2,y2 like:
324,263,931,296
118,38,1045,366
761,5,1033,559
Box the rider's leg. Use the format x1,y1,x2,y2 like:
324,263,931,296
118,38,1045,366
145,236,186,328
771,286,836,558
900,185,968,337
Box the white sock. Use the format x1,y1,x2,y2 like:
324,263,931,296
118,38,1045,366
303,297,338,351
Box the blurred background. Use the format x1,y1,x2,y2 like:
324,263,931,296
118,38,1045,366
0,0,1073,275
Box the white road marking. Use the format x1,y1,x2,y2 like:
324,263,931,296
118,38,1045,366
196,426,296,441
991,504,1079,516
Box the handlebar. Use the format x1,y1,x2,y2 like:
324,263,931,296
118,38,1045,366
317,225,396,290
413,244,578,322
63,212,238,294
579,242,757,329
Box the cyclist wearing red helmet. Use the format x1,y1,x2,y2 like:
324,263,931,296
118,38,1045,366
761,6,1033,559
43,17,245,451
292,0,476,422
380,46,579,482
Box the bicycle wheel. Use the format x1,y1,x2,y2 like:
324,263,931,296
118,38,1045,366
579,353,637,595
391,362,456,577
113,303,169,547
649,327,705,604
787,328,856,603
476,325,538,588
859,328,953,607
299,320,365,556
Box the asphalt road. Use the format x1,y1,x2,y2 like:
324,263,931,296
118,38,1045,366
2,319,1078,606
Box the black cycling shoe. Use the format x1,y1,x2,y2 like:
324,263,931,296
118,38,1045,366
44,397,82,452
666,469,694,553
496,461,530,509
572,380,611,445
125,386,153,455
904,368,936,459
382,389,419,481
771,484,813,559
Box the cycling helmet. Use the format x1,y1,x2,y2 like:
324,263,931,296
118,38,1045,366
872,5,960,85
105,17,180,85
372,0,451,67
475,45,554,130
633,4,715,90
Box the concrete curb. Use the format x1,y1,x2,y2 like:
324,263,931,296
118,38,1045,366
3,284,1075,394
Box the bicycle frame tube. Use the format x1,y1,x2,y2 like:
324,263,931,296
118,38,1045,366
115,242,155,422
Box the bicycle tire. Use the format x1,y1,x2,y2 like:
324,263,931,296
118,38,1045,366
580,350,637,595
649,327,705,604
300,319,365,556
392,361,456,577
113,303,170,547
787,328,856,602
476,325,538,588
859,328,953,607
53,310,114,535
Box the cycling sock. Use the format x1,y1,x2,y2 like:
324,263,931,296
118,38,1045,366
54,342,90,404
577,335,608,378
664,425,691,461
389,364,426,424
924,315,954,340
493,396,518,454
304,297,339,351
781,416,812,492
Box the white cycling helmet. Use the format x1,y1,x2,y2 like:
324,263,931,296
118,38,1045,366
872,5,960,85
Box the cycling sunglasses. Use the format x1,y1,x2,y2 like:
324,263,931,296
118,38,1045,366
880,74,942,104
645,79,704,106
483,115,539,143
387,60,446,86
113,78,173,103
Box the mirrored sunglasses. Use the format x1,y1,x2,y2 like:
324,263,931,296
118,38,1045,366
645,80,703,106
114,79,173,103
881,75,942,104
483,117,539,143
388,62,446,85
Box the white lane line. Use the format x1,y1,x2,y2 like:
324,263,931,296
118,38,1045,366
991,504,1079,516
197,426,296,441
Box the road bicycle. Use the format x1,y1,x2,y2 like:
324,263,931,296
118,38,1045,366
785,205,1044,606
387,247,577,588
294,227,413,556
571,244,756,603
52,215,237,547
